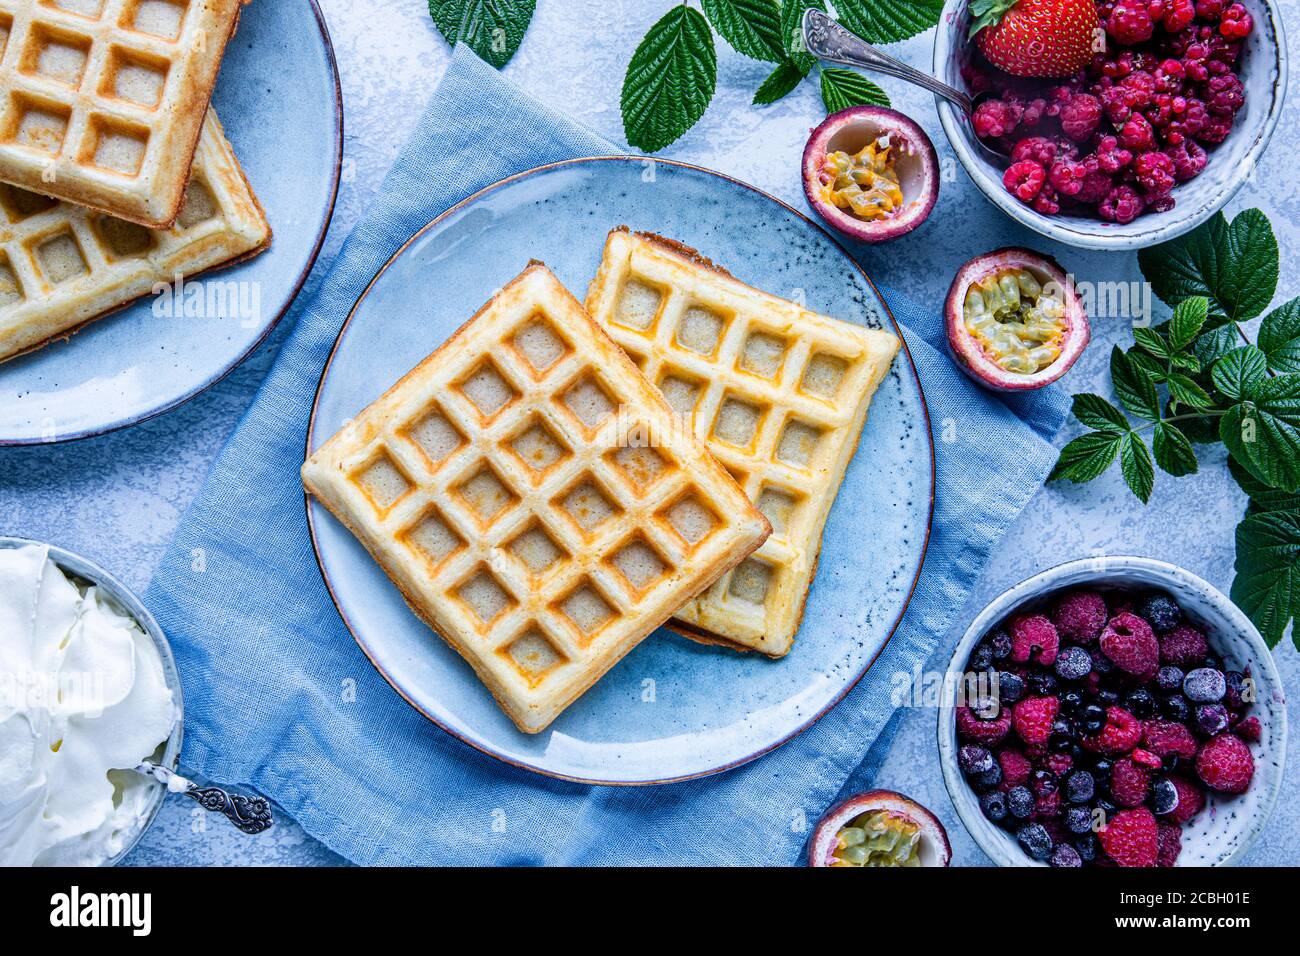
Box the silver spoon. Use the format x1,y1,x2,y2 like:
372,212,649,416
801,8,1009,164
134,761,273,835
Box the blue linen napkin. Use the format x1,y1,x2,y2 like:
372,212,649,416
145,46,1069,866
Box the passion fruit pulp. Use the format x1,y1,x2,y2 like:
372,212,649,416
802,106,939,243
945,247,1090,391
809,790,952,867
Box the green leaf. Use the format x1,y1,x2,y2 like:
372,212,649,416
1139,213,1231,325
1120,432,1155,503
1167,372,1213,410
1222,208,1280,322
1132,326,1170,359
1153,422,1199,477
1257,297,1300,374
1220,375,1300,493
968,0,1019,34
1071,394,1129,433
1111,347,1161,421
1128,349,1167,384
427,0,536,68
1229,457,1300,514
1168,296,1209,352
819,67,890,112
1050,432,1123,484
835,0,945,44
752,58,809,104
1232,509,1300,650
701,0,785,61
1212,345,1269,401
1170,352,1201,374
621,6,718,153
780,0,823,72
1194,322,1242,366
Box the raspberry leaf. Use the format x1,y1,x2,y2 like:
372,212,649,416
834,0,946,44
820,68,891,112
1111,346,1161,421
1120,432,1155,503
701,0,785,61
427,0,536,68
1166,372,1213,411
1231,509,1300,650
1257,297,1300,374
781,0,824,71
1071,393,1130,433
1153,423,1198,477
1169,296,1210,352
622,6,718,153
1050,431,1124,484
752,59,809,104
1212,345,1268,401
1133,327,1170,359
1229,457,1300,515
1220,375,1300,493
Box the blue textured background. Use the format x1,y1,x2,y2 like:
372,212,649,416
0,0,1295,865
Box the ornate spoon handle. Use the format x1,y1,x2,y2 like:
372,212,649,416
135,762,273,835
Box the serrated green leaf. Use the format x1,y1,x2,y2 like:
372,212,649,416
1128,349,1167,384
1153,422,1199,477
1120,432,1155,502
819,67,890,111
780,0,822,71
428,0,536,68
1111,346,1161,421
1232,509,1300,650
1194,322,1242,366
752,58,808,104
1257,297,1300,374
1132,326,1170,359
1167,372,1213,410
1139,213,1230,325
1168,296,1209,352
1212,345,1269,401
1071,394,1129,433
1220,375,1300,493
701,0,785,61
1222,208,1279,322
1228,457,1300,514
835,0,944,44
621,6,717,153
1050,432,1124,484
1170,352,1201,374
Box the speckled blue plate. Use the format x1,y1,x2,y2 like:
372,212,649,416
0,0,342,445
307,158,934,784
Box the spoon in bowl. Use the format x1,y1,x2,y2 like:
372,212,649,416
134,761,274,835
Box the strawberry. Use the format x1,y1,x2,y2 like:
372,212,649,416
970,0,1101,78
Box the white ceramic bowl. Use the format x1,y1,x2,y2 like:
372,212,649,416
932,0,1288,250
0,537,184,866
938,556,1287,866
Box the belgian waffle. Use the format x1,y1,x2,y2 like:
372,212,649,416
303,263,770,734
0,0,247,227
585,229,900,657
0,108,270,364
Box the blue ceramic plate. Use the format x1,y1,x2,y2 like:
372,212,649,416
0,0,342,445
308,158,934,784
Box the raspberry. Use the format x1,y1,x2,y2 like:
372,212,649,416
1157,823,1183,867
1083,706,1143,754
1060,94,1103,142
1143,719,1198,758
1196,732,1255,793
1051,590,1109,643
1204,73,1245,114
1101,85,1135,124
1168,776,1206,823
957,704,1012,746
1013,696,1060,746
1035,790,1062,819
1046,752,1074,776
1003,161,1047,203
1119,113,1158,152
1100,807,1159,867
973,97,1022,139
1008,614,1060,666
1077,168,1115,203
1163,0,1195,31
1131,747,1163,770
1011,136,1061,166
1195,113,1233,143
1096,135,1134,173
1195,0,1224,17
1032,183,1061,215
1100,611,1160,678
1111,757,1152,806
1235,716,1262,742
1109,1,1156,45
1160,623,1209,668
1219,2,1252,38
1120,70,1157,109
997,748,1033,790
1135,150,1177,195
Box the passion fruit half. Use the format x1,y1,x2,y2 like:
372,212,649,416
802,106,939,243
809,790,952,867
945,247,1090,391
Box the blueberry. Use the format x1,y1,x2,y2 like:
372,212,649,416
1007,786,1035,819
1125,687,1157,719
1098,687,1119,706
1065,769,1096,804
1204,651,1224,672
997,671,1025,704
1162,694,1191,722
1060,691,1084,714
1075,832,1099,863
1081,703,1107,733
1094,798,1117,822
989,629,1013,660
1055,645,1093,681
958,744,994,775
1093,654,1115,676
1017,823,1054,861
1195,703,1229,736
1138,592,1181,632
1151,777,1179,816
1224,670,1249,708
1156,665,1185,693
1064,805,1093,834
971,763,1003,791
1029,671,1058,696
980,790,1008,822
970,642,995,671
1184,667,1226,703
1092,758,1113,780
1050,843,1083,867
1030,769,1058,797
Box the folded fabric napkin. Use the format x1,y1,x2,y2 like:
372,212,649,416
145,46,1069,866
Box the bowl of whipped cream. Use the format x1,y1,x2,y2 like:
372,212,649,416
0,537,183,866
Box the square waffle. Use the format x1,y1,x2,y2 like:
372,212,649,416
585,229,900,657
0,108,270,364
0,0,248,227
302,263,770,734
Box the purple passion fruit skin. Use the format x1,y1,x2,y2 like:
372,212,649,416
808,789,952,867
803,106,939,243
945,247,1090,392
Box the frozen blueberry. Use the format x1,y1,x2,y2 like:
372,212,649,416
1050,843,1083,867
1007,786,1035,819
1060,691,1084,714
1156,665,1185,693
958,744,994,775
997,671,1026,704
1017,823,1054,861
1184,668,1226,703
980,790,1008,822
1161,694,1191,722
989,629,1013,660
1224,671,1249,708
1065,804,1093,834
1029,671,1058,696
1151,778,1179,816
971,763,1003,791
1081,703,1107,733
1195,703,1229,736
1124,687,1157,719
1031,769,1058,797
970,642,995,671
1074,832,1099,862
1138,592,1181,632
1065,769,1096,804
1055,645,1093,681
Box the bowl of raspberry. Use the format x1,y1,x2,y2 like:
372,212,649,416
932,0,1287,249
939,556,1286,866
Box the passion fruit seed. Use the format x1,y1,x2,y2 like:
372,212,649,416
831,809,923,867
820,137,904,222
962,269,1067,375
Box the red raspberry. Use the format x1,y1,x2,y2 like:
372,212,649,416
1100,611,1160,678
1196,733,1255,793
1219,2,1252,38
1050,590,1109,643
1168,776,1206,824
957,704,1011,746
1083,706,1144,755
1046,753,1074,775
1096,135,1134,173
1101,85,1134,124
1157,823,1183,867
1003,160,1047,203
1135,151,1177,195
1049,158,1089,197
1147,193,1177,213
1111,757,1152,806
1008,613,1060,666
1195,113,1234,143
1204,73,1245,114
1035,790,1062,819
997,748,1033,790
1119,113,1158,152
1100,807,1159,867
1195,0,1224,17
1131,747,1163,770
1011,136,1060,166
1077,168,1115,203
1159,623,1209,668
1032,183,1061,215
1235,716,1262,742
1109,1,1156,45
1013,696,1060,746
1061,94,1103,142
973,98,1022,139
1163,0,1195,31
1143,719,1198,758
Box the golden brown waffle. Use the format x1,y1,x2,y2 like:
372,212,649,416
0,0,247,227
0,109,270,364
303,263,770,734
586,229,900,657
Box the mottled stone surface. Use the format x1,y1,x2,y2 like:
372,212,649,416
1,0,1295,866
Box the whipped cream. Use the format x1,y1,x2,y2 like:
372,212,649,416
0,544,176,867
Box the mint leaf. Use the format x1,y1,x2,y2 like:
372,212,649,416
780,0,823,71
820,67,890,112
428,0,536,68
1050,432,1123,484
1133,326,1170,359
622,6,718,153
1257,297,1300,374
1232,509,1300,650
753,58,808,104
1212,345,1268,401
1072,394,1129,433
1111,346,1161,421
701,0,785,61
1153,422,1198,477
1169,296,1209,352
835,0,945,44
1220,375,1300,493
1120,432,1155,502
1167,372,1213,410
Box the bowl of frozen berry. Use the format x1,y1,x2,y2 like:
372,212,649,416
932,0,1287,249
939,556,1286,866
